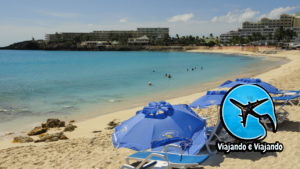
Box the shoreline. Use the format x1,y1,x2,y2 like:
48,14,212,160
0,50,284,137
0,47,291,147
67,48,296,136
0,48,299,169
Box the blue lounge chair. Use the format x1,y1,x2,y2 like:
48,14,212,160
260,94,300,130
190,90,227,109
120,119,231,169
118,101,233,168
219,78,300,96
120,160,157,169
219,78,282,94
273,93,300,106
278,90,300,95
122,144,209,169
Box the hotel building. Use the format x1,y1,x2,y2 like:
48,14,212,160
45,28,169,44
220,12,300,43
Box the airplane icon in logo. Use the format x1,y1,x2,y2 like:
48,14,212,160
229,98,268,127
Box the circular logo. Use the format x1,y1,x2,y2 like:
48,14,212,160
221,84,277,140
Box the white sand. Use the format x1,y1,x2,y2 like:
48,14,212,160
0,47,299,169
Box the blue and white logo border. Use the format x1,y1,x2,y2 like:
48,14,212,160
220,84,278,141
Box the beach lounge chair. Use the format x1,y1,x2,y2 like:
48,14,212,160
219,78,300,96
120,118,231,169
218,78,282,94
204,120,234,154
273,93,300,106
120,160,157,169
259,94,300,130
278,90,300,95
122,145,209,169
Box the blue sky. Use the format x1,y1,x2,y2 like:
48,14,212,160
0,0,299,46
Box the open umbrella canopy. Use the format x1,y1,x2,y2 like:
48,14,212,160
112,101,206,154
190,90,227,108
219,78,281,94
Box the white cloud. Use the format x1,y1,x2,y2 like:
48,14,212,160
36,10,80,18
260,6,299,19
0,19,232,47
167,13,194,22
3,6,300,47
119,18,128,23
211,8,260,23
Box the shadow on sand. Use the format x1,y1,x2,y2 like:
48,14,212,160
274,99,299,106
129,150,278,169
201,151,277,168
277,120,300,132
128,120,299,169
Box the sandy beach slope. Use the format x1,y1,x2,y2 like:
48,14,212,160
0,47,299,169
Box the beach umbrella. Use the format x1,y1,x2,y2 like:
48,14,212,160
190,90,227,109
112,101,207,154
219,78,281,94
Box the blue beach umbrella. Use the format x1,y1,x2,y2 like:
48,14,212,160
112,101,207,154
190,90,227,108
219,78,281,94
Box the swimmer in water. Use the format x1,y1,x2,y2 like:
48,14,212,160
148,81,153,86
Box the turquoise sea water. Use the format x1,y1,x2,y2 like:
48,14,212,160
0,50,267,132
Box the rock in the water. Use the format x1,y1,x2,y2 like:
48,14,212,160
35,132,68,143
42,118,65,128
69,120,75,123
64,124,77,132
28,126,47,136
13,136,34,143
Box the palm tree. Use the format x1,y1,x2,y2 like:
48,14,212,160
267,33,273,40
274,27,285,41
285,29,297,42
